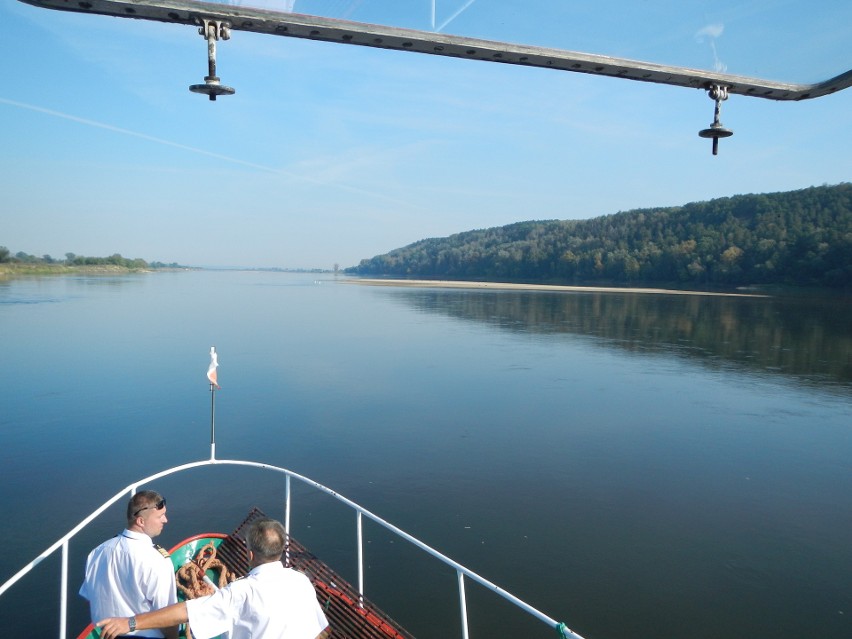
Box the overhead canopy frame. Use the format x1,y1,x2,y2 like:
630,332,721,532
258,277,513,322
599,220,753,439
18,0,852,100
17,0,852,154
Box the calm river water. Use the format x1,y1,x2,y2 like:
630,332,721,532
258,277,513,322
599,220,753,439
0,270,850,639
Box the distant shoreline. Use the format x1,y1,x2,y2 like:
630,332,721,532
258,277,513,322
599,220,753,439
0,264,190,277
348,278,769,297
0,264,138,276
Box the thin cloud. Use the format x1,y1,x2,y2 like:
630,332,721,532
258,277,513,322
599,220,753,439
0,97,426,210
695,23,725,40
694,23,727,73
0,97,281,172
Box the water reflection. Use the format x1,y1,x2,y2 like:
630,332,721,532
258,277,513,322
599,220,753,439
386,288,852,390
2,272,850,639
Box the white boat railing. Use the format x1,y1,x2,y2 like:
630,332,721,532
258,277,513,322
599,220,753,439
1,455,586,639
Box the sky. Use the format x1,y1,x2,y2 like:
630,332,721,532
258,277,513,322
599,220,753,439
1,0,850,269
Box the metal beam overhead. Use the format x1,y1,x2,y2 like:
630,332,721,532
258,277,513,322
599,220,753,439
18,0,852,101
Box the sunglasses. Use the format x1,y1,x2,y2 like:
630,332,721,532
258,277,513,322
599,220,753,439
132,498,166,518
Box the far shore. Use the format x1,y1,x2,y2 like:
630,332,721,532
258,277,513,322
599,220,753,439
0,264,139,276
0,264,191,277
348,278,769,298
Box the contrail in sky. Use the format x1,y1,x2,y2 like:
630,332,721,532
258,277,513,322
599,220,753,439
0,97,281,173
434,0,477,32
0,97,424,209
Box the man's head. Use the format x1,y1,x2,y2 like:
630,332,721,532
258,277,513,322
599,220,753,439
246,517,287,565
127,490,168,538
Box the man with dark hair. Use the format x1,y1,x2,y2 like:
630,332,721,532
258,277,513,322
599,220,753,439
80,490,178,639
95,517,329,639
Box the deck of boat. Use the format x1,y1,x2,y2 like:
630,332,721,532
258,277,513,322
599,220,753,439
212,508,414,639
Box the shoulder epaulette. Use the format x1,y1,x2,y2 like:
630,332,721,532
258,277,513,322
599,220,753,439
154,543,170,558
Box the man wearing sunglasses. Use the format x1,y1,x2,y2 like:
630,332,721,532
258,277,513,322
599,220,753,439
80,490,178,639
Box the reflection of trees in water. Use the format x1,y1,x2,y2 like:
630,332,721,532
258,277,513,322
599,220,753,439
395,290,852,389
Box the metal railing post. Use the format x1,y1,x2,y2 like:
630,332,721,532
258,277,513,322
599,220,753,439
60,540,68,639
284,474,291,534
357,511,364,608
284,475,291,567
457,570,469,639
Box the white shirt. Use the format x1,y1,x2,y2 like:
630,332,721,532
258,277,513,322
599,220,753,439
79,529,178,638
186,561,329,639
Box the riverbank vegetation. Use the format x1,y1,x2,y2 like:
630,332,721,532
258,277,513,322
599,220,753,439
347,183,851,289
0,249,184,276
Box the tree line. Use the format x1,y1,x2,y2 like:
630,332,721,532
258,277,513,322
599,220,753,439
346,183,852,288
0,249,179,270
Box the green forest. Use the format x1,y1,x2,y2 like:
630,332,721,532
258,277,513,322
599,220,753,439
0,249,180,272
347,183,852,288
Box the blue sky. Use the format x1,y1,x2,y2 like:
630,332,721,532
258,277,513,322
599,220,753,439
1,0,850,269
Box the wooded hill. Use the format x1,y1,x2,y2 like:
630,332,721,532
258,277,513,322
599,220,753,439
347,183,851,288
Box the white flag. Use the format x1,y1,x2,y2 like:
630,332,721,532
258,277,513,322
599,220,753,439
207,346,220,388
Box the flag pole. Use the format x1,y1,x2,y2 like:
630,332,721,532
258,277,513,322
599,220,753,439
210,380,216,460
207,346,220,460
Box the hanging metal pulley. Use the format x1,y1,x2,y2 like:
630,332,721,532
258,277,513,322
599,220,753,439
698,84,733,155
189,18,235,100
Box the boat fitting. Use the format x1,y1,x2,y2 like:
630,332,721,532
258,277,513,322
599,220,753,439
189,18,235,100
698,84,733,155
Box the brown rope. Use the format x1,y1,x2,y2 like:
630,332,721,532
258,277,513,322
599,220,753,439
176,542,235,600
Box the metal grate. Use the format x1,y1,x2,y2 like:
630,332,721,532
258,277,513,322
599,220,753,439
216,508,415,639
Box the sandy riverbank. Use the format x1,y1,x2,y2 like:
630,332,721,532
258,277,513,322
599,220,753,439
348,278,768,297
